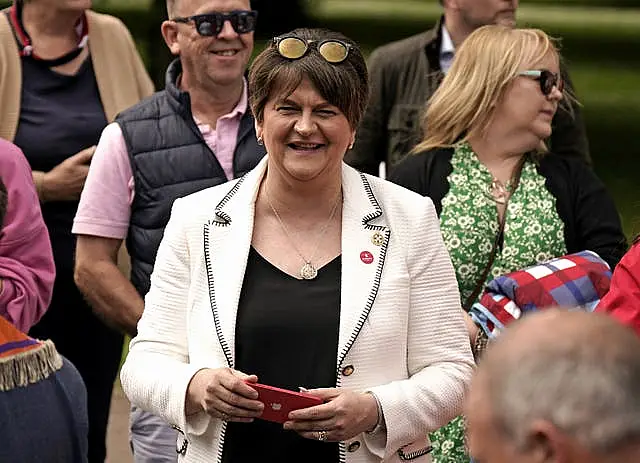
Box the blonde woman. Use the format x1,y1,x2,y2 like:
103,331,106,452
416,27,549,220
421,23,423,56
390,25,627,462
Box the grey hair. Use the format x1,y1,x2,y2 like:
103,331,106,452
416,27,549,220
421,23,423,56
490,335,640,453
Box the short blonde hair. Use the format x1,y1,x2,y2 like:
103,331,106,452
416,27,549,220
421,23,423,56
413,26,564,154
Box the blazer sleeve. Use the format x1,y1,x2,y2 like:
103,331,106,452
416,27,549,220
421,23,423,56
549,63,591,165
368,196,474,458
597,242,640,336
120,198,209,436
0,142,55,331
344,48,391,176
566,159,627,269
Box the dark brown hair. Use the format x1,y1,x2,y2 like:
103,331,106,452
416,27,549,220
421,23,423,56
249,28,369,129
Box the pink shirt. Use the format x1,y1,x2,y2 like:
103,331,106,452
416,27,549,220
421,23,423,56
73,81,248,240
0,140,56,331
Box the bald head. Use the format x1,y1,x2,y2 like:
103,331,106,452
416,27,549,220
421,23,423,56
485,310,640,368
166,0,177,18
467,310,640,462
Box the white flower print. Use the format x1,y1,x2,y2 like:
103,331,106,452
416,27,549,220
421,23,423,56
432,143,567,463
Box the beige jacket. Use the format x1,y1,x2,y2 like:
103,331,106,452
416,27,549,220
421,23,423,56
0,9,154,141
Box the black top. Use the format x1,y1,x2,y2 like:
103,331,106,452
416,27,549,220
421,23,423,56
389,147,627,269
221,247,341,463
14,57,107,272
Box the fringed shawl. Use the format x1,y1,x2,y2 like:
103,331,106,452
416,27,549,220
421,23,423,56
0,316,62,391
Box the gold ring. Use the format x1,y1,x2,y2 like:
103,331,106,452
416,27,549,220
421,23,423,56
317,430,328,441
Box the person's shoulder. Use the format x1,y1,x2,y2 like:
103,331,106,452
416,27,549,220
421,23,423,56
369,28,435,67
115,90,167,122
628,240,640,267
360,172,443,245
536,152,592,179
361,170,435,218
0,7,10,31
0,139,30,177
86,9,131,34
394,148,442,170
172,177,245,220
389,147,452,185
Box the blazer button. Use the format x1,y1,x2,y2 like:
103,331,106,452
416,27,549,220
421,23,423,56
348,441,361,452
341,365,355,376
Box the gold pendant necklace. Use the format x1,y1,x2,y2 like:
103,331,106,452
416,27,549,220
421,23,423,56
485,178,513,204
300,262,318,280
265,184,341,280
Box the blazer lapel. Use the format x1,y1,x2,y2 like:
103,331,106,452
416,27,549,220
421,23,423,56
203,158,267,368
337,165,390,369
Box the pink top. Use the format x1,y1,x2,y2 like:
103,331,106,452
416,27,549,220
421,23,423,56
0,139,55,331
73,81,248,240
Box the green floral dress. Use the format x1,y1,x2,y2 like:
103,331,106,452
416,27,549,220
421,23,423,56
428,143,567,462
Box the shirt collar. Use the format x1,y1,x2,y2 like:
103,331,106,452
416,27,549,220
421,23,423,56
194,78,248,131
228,78,249,119
440,24,455,59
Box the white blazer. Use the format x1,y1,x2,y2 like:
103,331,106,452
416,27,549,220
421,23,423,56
121,157,474,463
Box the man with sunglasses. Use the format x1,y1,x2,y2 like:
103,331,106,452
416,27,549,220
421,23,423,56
345,0,590,177
72,0,265,461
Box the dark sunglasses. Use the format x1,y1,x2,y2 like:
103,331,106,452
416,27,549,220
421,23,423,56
173,10,258,36
519,69,564,96
273,35,353,64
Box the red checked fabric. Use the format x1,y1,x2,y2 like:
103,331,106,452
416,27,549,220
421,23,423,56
470,251,612,338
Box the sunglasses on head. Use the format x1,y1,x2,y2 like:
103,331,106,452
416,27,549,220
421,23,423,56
519,69,564,96
173,10,258,36
273,35,353,64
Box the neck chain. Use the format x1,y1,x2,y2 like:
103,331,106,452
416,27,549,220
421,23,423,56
486,177,514,204
264,184,341,280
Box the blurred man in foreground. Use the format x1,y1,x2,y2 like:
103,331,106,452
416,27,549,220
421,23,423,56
466,310,640,463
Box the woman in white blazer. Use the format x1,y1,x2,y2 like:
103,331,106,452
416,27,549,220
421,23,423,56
121,28,474,463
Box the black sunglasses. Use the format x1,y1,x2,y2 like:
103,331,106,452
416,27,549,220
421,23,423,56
173,10,258,36
519,69,564,96
273,35,353,64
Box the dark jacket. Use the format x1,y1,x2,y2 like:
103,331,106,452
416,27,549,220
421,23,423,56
116,59,266,297
346,18,591,176
389,147,626,270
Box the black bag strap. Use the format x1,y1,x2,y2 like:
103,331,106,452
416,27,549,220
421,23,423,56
463,158,526,311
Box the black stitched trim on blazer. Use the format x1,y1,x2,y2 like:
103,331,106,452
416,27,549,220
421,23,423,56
203,223,234,369
335,174,391,463
210,173,250,227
